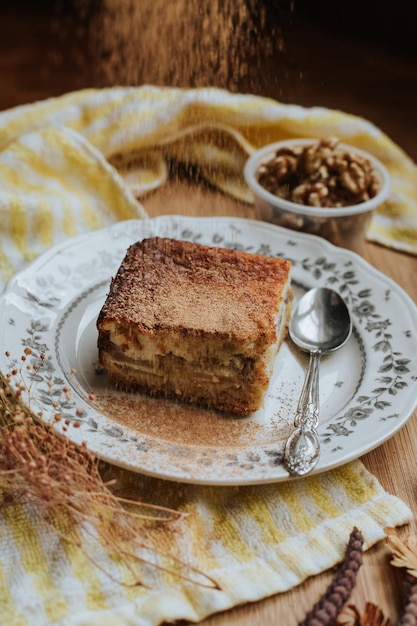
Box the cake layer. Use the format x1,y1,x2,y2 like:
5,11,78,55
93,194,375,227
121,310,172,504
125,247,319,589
97,237,293,415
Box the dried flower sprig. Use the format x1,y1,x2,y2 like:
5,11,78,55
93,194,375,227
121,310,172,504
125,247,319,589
385,527,417,578
0,356,219,590
299,527,364,626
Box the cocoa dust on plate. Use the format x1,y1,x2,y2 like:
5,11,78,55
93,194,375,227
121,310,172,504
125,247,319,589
91,387,293,449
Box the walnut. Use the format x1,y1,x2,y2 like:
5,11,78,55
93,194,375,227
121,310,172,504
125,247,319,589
257,137,380,208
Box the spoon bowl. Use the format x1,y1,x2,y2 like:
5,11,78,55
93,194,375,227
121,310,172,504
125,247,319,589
284,287,352,476
289,287,352,353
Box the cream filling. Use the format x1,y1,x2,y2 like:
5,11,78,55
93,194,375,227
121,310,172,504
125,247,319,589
104,347,248,383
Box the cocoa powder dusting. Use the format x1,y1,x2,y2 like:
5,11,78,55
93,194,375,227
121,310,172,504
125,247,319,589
92,390,291,449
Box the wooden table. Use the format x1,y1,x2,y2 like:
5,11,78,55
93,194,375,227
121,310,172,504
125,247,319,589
1,2,416,623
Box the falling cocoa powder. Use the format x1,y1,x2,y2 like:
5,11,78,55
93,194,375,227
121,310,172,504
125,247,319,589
90,0,266,88
52,0,292,92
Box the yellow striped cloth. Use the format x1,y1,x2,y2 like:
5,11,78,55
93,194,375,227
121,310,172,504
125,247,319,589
0,465,412,626
0,85,416,273
0,86,413,625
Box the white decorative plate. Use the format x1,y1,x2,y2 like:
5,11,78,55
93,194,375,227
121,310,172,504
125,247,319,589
1,216,416,485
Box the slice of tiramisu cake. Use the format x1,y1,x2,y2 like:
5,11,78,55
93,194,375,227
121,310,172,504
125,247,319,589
97,237,292,416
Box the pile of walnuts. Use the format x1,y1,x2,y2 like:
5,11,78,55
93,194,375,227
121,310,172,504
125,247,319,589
257,137,380,207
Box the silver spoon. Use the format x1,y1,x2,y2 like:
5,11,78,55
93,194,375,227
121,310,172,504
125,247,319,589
284,287,352,476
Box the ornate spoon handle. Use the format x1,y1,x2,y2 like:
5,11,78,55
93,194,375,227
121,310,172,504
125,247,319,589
284,351,321,476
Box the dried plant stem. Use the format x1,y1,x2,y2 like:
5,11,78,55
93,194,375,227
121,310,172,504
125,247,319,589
299,527,364,626
0,361,219,590
399,573,417,626
385,527,417,626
